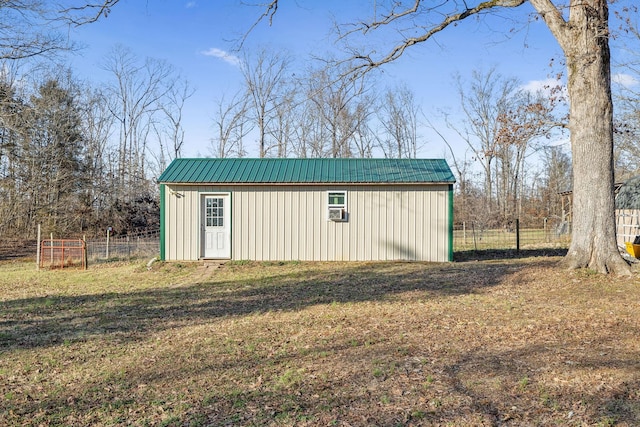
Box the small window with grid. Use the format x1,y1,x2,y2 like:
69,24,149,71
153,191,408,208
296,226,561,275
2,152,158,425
327,191,347,221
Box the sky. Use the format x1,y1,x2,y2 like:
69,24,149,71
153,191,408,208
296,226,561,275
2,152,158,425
60,0,635,163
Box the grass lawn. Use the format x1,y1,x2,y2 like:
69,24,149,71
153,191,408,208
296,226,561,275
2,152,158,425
1,257,639,426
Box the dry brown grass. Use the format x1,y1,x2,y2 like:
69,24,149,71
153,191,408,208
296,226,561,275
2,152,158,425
1,257,639,426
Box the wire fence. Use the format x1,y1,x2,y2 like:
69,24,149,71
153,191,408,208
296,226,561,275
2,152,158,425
5,224,575,265
85,230,160,263
454,221,572,252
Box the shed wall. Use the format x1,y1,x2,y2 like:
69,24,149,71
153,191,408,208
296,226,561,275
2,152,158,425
162,184,451,262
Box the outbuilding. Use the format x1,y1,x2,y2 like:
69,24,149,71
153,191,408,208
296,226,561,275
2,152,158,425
158,158,455,262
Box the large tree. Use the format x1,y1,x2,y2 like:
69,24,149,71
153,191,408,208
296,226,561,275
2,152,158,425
253,0,629,274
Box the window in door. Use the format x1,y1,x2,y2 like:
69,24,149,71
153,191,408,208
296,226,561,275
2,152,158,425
206,197,224,227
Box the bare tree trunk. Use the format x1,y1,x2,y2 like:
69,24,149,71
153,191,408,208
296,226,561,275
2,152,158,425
534,0,629,274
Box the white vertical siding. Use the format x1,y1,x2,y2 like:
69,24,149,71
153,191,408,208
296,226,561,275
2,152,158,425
163,184,451,262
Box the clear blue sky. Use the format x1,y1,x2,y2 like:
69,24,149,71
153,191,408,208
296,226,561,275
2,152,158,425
63,1,634,161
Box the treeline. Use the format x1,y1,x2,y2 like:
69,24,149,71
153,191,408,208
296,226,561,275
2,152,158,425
212,49,423,160
0,47,188,238
0,72,161,238
3,44,640,239
218,55,575,230
0,53,580,238
445,67,640,230
0,47,428,239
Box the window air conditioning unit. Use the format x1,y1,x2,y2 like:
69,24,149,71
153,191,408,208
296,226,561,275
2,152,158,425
328,208,345,221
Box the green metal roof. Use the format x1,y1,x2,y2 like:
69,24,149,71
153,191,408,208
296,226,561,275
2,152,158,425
157,158,456,184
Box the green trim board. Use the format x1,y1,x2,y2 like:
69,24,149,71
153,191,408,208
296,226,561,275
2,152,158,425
159,184,166,261
158,158,456,185
448,184,454,262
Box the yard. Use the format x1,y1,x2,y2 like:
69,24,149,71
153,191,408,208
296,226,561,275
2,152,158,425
1,256,639,426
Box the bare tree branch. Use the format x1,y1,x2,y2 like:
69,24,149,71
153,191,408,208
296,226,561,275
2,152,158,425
342,0,527,77
58,0,121,26
236,0,279,50
0,1,120,59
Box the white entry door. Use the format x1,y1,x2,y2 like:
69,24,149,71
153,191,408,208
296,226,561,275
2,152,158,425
201,194,231,259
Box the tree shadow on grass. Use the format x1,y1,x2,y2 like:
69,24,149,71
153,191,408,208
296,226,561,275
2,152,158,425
5,317,637,426
0,258,557,350
183,324,640,425
3,257,638,426
436,341,640,426
454,248,568,262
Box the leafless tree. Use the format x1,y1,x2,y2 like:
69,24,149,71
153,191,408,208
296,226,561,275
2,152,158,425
211,91,251,158
377,84,421,158
450,68,520,217
159,78,194,162
427,117,477,225
102,45,177,198
240,48,291,158
0,63,30,234
76,85,116,233
304,64,372,158
442,69,559,227
295,74,331,157
267,86,297,157
351,99,377,158
494,90,557,223
539,145,572,222
288,92,324,158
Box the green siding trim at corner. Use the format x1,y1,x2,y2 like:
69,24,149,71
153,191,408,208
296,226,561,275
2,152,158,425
448,184,454,262
229,192,233,259
159,184,166,261
157,158,456,184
